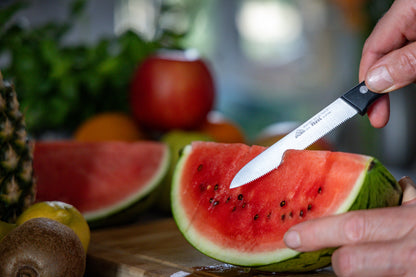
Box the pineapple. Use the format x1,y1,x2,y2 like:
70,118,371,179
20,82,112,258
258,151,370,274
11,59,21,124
0,72,35,223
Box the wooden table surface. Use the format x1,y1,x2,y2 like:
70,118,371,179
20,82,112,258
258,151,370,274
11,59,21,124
85,218,335,277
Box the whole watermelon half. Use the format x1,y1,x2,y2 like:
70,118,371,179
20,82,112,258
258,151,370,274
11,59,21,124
171,142,402,272
33,141,169,228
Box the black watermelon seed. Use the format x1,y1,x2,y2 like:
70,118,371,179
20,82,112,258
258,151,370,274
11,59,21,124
299,209,304,217
238,194,243,200
213,201,219,206
289,211,293,218
267,211,272,218
226,196,231,203
318,187,322,194
281,214,285,221
209,198,214,203
308,204,312,210
197,164,203,171
232,206,237,212
214,184,219,191
254,214,259,220
280,200,286,207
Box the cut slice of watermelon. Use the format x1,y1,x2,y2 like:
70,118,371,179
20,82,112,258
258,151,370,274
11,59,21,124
172,141,402,272
33,141,169,227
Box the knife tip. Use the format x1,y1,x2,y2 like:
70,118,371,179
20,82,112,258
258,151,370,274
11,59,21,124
230,177,244,189
229,181,239,189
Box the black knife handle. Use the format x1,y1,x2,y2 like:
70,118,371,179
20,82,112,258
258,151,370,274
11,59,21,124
341,81,383,115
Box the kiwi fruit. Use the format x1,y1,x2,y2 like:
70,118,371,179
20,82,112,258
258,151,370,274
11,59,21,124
0,217,86,277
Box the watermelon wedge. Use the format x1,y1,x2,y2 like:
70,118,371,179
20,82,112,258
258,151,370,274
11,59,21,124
33,141,169,228
172,142,402,272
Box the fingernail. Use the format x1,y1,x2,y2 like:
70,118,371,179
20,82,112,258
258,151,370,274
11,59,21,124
366,66,394,92
399,176,416,205
284,230,301,249
399,176,415,188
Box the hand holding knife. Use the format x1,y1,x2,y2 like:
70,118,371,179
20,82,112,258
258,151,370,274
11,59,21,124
230,82,383,189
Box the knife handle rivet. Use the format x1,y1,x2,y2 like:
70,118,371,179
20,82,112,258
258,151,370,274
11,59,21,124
359,85,368,94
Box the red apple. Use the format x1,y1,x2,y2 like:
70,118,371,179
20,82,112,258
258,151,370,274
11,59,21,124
129,49,215,131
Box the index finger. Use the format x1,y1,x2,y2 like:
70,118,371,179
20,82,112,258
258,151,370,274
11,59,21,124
284,205,416,252
359,0,416,80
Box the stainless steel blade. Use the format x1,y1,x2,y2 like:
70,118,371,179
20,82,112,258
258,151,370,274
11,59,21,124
229,98,358,189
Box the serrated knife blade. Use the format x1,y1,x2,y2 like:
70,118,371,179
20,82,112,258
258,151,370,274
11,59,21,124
230,82,382,189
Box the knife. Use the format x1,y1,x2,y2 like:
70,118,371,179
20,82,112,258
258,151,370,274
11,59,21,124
230,81,382,189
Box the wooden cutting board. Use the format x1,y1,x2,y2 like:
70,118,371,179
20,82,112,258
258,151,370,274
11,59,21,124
86,218,335,277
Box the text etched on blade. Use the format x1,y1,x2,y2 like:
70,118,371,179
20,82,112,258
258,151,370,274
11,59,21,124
294,108,332,139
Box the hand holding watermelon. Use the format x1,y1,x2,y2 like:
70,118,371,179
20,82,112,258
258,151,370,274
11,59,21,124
172,142,402,272
284,176,416,276
289,0,416,274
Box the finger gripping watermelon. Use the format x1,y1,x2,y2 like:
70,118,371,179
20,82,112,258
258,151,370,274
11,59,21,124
172,142,402,272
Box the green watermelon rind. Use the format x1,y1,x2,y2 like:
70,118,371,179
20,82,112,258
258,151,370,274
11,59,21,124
172,144,402,272
258,158,402,272
85,144,170,227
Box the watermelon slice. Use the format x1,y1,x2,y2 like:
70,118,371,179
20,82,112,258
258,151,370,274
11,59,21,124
33,141,169,228
172,142,402,272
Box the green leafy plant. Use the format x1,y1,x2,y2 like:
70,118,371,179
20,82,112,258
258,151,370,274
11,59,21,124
0,1,163,135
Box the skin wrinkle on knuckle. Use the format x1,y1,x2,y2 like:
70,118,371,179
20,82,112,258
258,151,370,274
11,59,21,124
343,213,365,243
398,214,416,240
397,49,416,79
334,244,405,277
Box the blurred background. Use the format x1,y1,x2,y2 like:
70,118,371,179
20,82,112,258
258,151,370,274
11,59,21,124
1,0,416,179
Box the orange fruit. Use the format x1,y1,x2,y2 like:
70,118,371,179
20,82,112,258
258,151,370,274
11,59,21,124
197,111,245,143
74,112,145,142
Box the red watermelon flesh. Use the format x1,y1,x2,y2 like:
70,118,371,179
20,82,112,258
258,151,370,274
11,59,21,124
33,141,169,225
172,141,402,272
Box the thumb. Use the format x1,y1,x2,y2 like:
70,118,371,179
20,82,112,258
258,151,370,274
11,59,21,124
366,42,416,93
398,176,416,205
